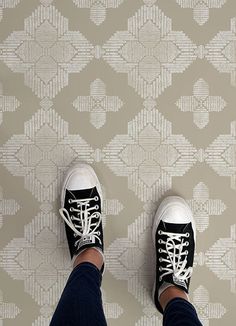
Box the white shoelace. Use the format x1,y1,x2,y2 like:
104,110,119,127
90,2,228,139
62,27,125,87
158,230,193,283
59,196,102,248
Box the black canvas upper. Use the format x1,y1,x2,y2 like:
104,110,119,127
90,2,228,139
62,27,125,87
63,186,104,261
154,220,195,314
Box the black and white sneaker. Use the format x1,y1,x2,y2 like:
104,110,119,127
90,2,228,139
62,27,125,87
59,163,105,274
152,196,196,314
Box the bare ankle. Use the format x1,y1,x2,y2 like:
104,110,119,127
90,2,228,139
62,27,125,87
159,286,189,311
73,248,103,271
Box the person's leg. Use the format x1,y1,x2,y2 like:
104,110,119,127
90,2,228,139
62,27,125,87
162,296,202,326
159,285,189,310
50,249,107,326
159,286,202,325
152,196,202,325
50,163,107,325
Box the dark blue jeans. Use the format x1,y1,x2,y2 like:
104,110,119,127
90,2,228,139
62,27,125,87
50,262,202,325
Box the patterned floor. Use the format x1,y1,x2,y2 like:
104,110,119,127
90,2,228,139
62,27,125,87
0,0,236,325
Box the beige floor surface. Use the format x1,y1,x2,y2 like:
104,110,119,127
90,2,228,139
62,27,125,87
0,0,236,325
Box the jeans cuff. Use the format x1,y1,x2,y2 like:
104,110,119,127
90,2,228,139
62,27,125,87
73,261,101,274
164,297,193,314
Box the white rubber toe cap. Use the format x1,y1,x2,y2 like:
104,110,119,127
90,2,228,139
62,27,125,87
153,196,196,243
156,196,193,223
61,163,102,207
65,165,97,190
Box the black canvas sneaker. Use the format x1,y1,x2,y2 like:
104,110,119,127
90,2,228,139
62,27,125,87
152,196,196,314
59,163,105,274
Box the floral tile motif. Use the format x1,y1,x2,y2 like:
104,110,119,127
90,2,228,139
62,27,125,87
73,78,123,129
204,121,236,190
72,0,124,25
0,0,20,22
176,78,226,129
192,285,226,325
186,182,226,232
0,208,71,324
105,210,156,308
0,185,20,229
106,200,190,323
205,17,236,86
102,4,197,99
102,99,198,201
102,289,124,319
0,82,20,126
0,190,122,325
101,184,124,227
0,1,235,325
135,315,162,326
176,0,227,25
137,299,163,324
40,0,54,5
0,289,20,323
0,5,94,99
195,225,236,293
0,99,94,202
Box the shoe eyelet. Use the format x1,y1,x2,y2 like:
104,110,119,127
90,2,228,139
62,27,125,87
70,207,74,212
95,205,99,209
158,248,162,253
186,232,190,238
158,230,162,235
185,250,188,254
73,233,77,237
158,239,162,244
97,231,101,235
185,241,189,246
94,196,99,201
159,267,162,271
159,276,162,281
68,199,73,204
159,257,162,262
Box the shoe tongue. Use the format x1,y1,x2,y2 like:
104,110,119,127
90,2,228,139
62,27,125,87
66,187,96,200
161,221,191,234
